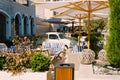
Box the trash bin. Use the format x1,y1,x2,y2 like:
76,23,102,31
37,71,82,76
55,63,74,80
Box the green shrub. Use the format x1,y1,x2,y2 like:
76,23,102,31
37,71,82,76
85,32,103,58
90,32,103,53
4,51,31,75
106,0,120,68
29,52,51,72
4,53,26,75
0,55,5,70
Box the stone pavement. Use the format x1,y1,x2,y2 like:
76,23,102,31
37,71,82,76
0,71,47,80
78,64,120,80
66,48,120,80
1,63,120,80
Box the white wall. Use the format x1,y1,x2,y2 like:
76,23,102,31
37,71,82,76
35,4,53,19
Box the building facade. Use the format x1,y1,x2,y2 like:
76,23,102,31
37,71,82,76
34,0,68,35
35,3,53,35
0,0,36,43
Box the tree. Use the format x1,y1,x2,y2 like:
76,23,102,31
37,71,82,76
106,0,120,67
83,19,107,54
83,19,107,32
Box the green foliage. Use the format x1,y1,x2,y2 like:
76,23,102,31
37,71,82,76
29,52,51,72
106,0,120,67
86,32,103,58
83,19,107,32
83,19,107,58
4,53,25,75
4,51,31,75
70,37,78,41
90,19,107,31
0,55,5,70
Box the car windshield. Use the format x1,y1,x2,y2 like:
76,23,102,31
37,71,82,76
49,34,58,39
59,33,66,39
36,34,48,45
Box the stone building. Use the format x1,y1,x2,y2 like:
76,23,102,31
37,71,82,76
0,0,36,43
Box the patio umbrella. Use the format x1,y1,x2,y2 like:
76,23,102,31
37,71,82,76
31,0,109,48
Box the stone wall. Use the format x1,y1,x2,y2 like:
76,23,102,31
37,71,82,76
0,0,35,18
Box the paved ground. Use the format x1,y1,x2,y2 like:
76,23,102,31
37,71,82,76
0,64,120,80
0,49,120,80
0,71,47,80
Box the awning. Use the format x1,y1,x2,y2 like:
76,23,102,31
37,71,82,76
43,18,70,24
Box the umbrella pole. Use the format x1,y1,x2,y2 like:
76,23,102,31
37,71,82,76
87,1,91,49
78,14,81,46
72,21,74,34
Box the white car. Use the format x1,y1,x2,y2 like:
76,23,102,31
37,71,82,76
37,32,77,49
0,43,8,53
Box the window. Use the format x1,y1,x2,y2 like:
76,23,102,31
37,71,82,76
13,0,29,6
53,11,58,15
59,33,66,39
49,34,58,39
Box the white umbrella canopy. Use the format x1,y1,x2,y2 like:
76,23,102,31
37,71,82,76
51,1,109,19
31,0,109,19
